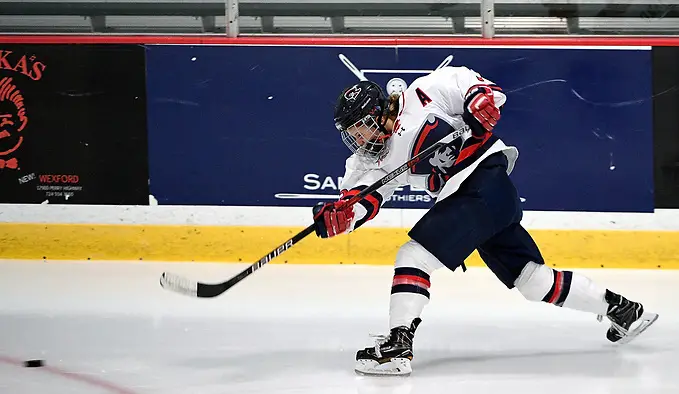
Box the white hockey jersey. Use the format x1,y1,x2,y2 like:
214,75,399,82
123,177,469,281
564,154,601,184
338,66,519,231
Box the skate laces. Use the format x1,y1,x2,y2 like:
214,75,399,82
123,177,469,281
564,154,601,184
368,333,390,358
598,297,642,336
368,327,414,359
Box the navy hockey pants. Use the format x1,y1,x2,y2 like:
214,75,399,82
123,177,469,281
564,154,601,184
408,152,545,288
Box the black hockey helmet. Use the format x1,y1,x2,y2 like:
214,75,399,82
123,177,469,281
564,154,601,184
334,80,391,160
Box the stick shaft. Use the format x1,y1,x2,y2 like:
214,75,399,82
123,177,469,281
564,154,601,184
160,124,469,298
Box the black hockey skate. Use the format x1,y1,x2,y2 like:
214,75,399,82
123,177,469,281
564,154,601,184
355,318,421,376
598,289,658,344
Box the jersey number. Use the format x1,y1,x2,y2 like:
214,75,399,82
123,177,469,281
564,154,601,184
416,88,432,107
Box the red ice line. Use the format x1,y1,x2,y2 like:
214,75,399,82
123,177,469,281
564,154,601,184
0,354,138,394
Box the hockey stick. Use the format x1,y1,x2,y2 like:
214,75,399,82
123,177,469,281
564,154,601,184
159,123,471,298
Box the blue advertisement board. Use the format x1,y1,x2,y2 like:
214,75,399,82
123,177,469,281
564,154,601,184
145,44,653,212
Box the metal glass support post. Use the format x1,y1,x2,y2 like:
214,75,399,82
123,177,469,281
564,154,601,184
225,0,240,37
480,0,495,38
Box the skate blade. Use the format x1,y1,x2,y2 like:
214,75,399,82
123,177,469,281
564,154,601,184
614,312,659,345
355,358,412,376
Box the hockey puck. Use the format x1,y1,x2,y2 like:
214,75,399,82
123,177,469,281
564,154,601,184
23,360,45,368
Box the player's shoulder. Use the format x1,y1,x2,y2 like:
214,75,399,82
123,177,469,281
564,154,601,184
399,67,465,111
409,66,474,87
401,66,475,102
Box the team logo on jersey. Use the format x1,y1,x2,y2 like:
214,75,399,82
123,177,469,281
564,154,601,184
409,114,496,193
409,115,465,193
343,85,361,101
429,145,457,172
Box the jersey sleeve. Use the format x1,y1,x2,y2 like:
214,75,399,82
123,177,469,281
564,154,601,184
436,66,507,115
338,155,400,231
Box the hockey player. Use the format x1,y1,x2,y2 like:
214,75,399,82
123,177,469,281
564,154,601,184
311,66,659,376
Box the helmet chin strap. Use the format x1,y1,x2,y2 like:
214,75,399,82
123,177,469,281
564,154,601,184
377,119,390,136
376,98,393,135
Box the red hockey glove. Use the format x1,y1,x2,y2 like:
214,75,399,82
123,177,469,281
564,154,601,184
463,86,501,134
312,200,355,238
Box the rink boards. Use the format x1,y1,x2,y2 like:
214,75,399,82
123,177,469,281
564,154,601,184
0,205,678,270
0,36,678,269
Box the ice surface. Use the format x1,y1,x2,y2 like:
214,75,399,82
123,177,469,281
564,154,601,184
0,260,677,394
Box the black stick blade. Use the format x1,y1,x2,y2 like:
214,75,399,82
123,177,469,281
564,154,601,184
196,282,230,298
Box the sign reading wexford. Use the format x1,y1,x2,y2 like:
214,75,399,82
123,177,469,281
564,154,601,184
0,44,149,205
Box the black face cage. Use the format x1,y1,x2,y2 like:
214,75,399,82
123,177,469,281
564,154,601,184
337,115,389,161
